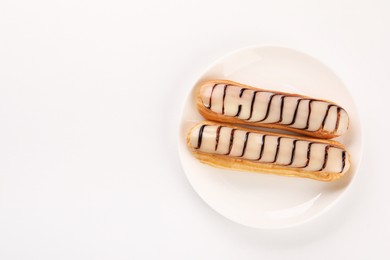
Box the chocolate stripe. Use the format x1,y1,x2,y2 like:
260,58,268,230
321,104,333,129
257,135,266,160
240,132,250,157
288,99,304,126
319,145,330,171
298,142,313,168
221,84,228,114
334,107,341,132
225,129,235,155
207,84,217,109
341,151,346,173
239,88,246,97
288,140,298,166
256,94,277,122
215,126,222,151
247,91,258,120
272,137,282,163
236,88,245,117
196,125,206,149
304,100,313,130
235,105,242,117
277,96,286,123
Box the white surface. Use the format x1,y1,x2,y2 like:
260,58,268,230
0,0,388,259
179,46,362,229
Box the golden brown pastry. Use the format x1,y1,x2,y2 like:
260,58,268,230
187,121,351,182
196,80,349,139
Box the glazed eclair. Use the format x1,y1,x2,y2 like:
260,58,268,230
187,121,351,182
196,80,349,139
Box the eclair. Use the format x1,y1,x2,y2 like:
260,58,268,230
187,121,351,182
196,80,349,139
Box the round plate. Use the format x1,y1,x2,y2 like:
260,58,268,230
178,46,363,229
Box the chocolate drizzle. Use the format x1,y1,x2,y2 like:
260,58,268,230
207,84,217,109
272,137,282,163
341,151,346,173
299,142,313,168
321,104,333,129
257,135,266,160
194,124,346,174
204,84,345,133
335,107,341,133
319,145,330,171
256,94,276,122
240,132,250,157
277,96,286,123
215,126,222,151
235,88,245,117
195,125,206,149
304,100,313,130
246,91,258,120
239,88,246,97
288,140,298,165
221,84,228,115
235,105,242,117
288,99,304,126
226,129,235,155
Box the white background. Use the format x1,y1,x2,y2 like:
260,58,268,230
0,0,389,259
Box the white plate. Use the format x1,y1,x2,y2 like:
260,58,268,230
178,46,363,229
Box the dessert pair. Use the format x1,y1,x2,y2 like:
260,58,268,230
187,80,351,182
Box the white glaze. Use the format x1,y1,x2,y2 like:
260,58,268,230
190,124,349,174
200,83,349,135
